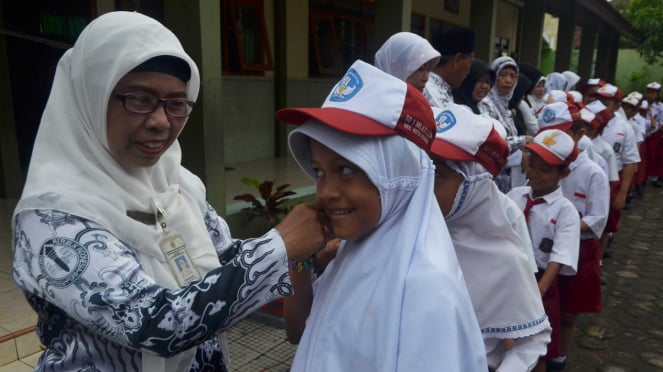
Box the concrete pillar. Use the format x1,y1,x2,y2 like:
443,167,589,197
607,30,620,83
0,3,22,198
163,0,226,212
577,23,595,81
274,0,287,157
470,0,497,63
554,2,576,72
594,29,611,81
371,0,411,54
517,0,545,66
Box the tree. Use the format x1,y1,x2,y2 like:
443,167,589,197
624,0,663,64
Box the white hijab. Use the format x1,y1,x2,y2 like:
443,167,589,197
488,56,519,135
444,161,548,339
14,11,221,371
288,122,486,371
374,32,441,82
546,72,568,92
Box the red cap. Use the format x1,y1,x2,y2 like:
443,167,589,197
428,104,509,177
276,60,435,150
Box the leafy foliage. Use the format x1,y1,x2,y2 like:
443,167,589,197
624,0,663,64
233,177,296,226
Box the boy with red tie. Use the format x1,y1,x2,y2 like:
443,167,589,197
508,129,580,372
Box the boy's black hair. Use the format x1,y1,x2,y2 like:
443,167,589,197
569,120,585,135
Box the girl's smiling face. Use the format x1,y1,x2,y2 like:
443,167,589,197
310,139,381,240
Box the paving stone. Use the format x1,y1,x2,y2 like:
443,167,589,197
615,271,639,278
639,352,663,368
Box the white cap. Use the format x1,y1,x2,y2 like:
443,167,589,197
596,83,623,101
579,108,595,124
537,101,580,132
543,90,571,104
568,91,583,104
622,91,643,107
525,129,578,166
646,82,661,91
429,103,509,176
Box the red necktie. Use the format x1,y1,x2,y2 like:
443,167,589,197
523,197,545,222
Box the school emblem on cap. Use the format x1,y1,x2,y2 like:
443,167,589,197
542,132,558,147
329,68,362,102
542,107,556,124
435,110,457,133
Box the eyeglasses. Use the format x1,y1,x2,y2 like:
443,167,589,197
115,93,195,118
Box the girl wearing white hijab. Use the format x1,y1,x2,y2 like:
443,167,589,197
12,11,328,372
279,60,486,371
545,72,569,93
429,104,551,371
562,71,581,91
374,31,441,92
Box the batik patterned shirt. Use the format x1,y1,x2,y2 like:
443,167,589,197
13,204,291,371
424,72,453,108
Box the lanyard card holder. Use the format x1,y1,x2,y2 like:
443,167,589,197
155,200,201,287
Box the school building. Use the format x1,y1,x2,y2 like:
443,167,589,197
0,0,638,219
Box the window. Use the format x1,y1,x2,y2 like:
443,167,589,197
222,0,273,74
309,0,373,77
411,13,425,37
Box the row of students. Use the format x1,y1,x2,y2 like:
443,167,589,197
369,29,636,371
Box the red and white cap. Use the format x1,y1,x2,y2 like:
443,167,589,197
585,100,613,132
595,83,624,101
586,78,606,87
543,90,572,105
646,82,661,91
622,91,643,107
568,90,583,104
276,60,435,150
524,129,578,166
537,101,581,133
428,103,509,177
579,108,596,126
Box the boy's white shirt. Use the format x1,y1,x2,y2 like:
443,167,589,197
507,186,580,275
561,150,610,239
601,115,641,170
591,136,620,181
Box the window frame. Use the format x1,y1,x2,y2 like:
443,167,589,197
223,0,274,74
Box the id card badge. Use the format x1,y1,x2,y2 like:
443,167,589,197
159,232,201,287
154,199,201,287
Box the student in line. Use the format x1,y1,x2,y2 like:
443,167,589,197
279,60,486,371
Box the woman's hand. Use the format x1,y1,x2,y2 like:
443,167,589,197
276,203,332,261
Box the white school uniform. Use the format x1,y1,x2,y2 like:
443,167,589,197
627,116,645,144
601,116,641,171
560,150,610,239
579,135,609,178
591,136,620,182
507,186,580,275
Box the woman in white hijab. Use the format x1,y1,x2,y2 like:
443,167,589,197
429,104,551,371
374,31,441,92
478,56,526,192
279,60,486,371
12,11,328,372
